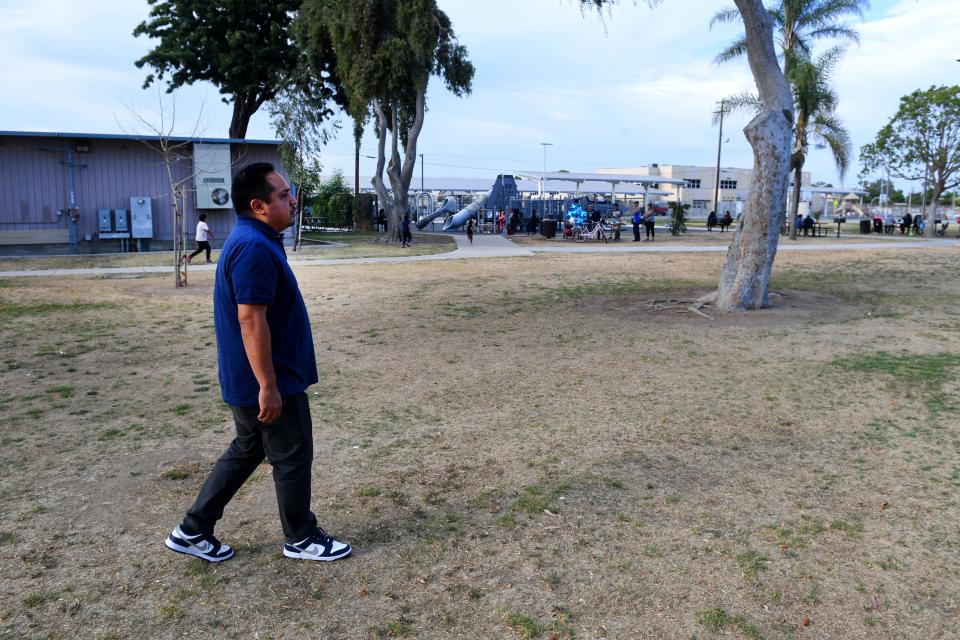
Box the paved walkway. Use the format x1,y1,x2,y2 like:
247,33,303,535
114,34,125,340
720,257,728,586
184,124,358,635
0,232,953,278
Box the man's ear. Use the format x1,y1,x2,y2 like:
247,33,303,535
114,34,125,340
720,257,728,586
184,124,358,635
249,198,266,218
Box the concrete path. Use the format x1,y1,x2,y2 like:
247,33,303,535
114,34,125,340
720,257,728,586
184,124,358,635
0,232,953,278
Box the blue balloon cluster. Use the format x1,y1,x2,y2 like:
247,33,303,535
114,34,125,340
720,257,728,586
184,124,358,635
568,203,587,226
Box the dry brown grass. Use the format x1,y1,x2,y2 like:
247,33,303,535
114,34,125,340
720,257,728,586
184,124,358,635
1,247,959,639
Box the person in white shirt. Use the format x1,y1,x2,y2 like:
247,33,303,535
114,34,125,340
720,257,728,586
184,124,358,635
186,213,215,264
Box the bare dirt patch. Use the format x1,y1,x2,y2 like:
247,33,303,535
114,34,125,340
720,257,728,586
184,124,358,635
1,247,959,639
579,287,864,327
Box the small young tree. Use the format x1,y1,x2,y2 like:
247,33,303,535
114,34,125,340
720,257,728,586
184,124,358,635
268,64,339,250
122,89,204,287
860,86,960,238
314,171,354,229
668,201,689,235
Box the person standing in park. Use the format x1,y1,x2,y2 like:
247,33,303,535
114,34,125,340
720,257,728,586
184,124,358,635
706,210,717,232
164,162,352,564
186,213,214,264
632,203,642,241
466,218,474,244
401,213,413,247
643,204,656,241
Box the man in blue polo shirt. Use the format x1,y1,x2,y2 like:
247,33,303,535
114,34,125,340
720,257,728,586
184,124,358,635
164,162,351,563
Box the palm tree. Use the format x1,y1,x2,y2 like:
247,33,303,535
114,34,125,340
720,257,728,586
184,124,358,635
786,48,850,237
711,0,868,76
720,48,851,239
711,0,864,237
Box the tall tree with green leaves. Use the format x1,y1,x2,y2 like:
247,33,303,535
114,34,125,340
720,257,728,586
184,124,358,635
860,86,960,238
297,0,474,242
134,0,336,139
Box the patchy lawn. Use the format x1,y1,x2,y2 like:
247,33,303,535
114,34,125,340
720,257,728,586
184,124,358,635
0,247,958,639
0,232,455,271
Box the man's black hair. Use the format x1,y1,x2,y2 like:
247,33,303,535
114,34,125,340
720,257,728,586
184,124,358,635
232,162,276,215
199,213,208,221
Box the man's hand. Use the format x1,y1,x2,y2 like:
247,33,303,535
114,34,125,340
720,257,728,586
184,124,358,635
237,303,280,423
257,385,282,423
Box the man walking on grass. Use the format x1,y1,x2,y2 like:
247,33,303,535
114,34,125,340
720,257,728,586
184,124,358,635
164,162,351,563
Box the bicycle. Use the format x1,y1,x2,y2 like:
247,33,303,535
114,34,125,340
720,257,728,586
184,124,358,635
574,221,609,243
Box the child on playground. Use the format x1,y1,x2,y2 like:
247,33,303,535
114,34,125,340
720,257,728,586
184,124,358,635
466,218,474,244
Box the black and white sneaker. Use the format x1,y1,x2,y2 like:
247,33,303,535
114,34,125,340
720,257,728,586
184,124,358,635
164,524,234,562
283,528,352,562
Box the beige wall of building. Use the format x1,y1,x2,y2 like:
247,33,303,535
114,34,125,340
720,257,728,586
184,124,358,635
598,164,811,218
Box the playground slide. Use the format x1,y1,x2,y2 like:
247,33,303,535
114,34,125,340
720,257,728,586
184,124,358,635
442,191,490,230
843,204,865,218
415,196,459,230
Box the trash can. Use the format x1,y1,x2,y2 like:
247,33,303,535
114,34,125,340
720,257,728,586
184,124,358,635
541,218,557,239
859,219,871,234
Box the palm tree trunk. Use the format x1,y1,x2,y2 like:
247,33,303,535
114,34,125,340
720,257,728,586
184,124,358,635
789,164,802,240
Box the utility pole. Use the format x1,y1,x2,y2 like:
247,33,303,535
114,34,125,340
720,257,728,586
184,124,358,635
419,153,424,191
713,100,726,218
540,142,552,199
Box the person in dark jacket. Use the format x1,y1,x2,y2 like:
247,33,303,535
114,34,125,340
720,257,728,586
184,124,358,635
900,212,912,234
508,208,521,235
706,210,717,232
401,213,412,247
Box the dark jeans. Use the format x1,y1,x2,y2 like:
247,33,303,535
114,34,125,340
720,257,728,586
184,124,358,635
183,392,318,543
188,241,211,261
633,223,641,241
645,222,655,238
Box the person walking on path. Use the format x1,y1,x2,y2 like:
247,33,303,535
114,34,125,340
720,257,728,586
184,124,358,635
164,162,352,564
401,213,413,247
643,204,656,241
186,213,215,264
466,218,474,244
632,205,642,241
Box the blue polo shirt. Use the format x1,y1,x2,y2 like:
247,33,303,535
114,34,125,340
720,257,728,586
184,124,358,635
214,216,318,407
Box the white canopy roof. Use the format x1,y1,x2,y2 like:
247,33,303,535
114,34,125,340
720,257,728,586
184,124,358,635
515,171,688,186
327,175,670,196
793,186,868,195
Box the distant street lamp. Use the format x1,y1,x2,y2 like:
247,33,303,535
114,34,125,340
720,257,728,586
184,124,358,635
540,142,553,198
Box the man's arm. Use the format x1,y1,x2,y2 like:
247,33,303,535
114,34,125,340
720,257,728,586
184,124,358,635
237,303,282,423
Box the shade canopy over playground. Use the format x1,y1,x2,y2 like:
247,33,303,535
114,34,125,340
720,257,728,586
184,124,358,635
336,175,671,197
514,171,686,202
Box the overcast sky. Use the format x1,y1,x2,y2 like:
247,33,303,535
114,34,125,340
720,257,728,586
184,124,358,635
1,0,957,192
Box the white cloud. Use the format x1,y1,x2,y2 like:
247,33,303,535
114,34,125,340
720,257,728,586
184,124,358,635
0,0,956,187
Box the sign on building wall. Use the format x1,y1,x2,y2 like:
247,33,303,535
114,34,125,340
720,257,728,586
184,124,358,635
193,143,232,209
